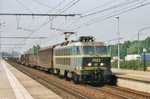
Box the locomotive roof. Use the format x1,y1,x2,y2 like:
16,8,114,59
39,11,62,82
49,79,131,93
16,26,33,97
40,40,107,51
54,41,107,48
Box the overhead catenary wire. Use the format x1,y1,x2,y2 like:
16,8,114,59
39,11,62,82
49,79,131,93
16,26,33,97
18,0,67,33
33,0,80,33
13,0,68,36
53,0,118,30
81,0,140,17
1,0,80,52
16,0,150,51
53,0,139,32
25,0,146,41
29,0,67,31
20,0,80,49
15,0,33,13
46,0,81,32
40,0,136,44
81,0,119,14
46,0,67,13
69,0,150,31
31,0,59,11
46,0,149,43
25,0,79,35
27,0,80,39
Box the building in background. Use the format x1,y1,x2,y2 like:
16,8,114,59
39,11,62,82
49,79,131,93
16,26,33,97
125,54,140,61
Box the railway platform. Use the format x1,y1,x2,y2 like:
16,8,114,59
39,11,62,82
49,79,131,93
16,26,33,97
0,60,61,99
112,68,150,93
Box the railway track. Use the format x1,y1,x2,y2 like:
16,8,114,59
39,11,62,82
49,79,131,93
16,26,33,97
8,61,150,99
8,61,87,99
86,85,130,99
86,84,150,99
103,85,150,99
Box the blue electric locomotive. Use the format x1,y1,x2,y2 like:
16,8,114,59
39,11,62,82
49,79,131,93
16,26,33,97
53,36,112,83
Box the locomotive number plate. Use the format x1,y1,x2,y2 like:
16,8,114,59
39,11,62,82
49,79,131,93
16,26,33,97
92,58,100,62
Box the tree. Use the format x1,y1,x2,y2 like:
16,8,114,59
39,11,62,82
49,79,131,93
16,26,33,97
120,41,131,59
111,37,150,59
26,45,40,55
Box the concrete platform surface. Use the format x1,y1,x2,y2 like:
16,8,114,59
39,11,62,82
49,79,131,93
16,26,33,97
112,68,150,93
0,60,62,99
112,68,150,82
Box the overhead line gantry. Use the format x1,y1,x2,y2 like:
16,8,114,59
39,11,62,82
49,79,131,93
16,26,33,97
1,44,25,45
0,37,45,39
0,13,81,17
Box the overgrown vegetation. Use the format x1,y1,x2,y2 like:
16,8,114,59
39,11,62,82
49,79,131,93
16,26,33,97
111,60,150,70
25,45,40,55
111,37,150,70
111,37,150,59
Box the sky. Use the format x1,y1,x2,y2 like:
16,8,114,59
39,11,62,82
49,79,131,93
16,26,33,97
0,0,150,53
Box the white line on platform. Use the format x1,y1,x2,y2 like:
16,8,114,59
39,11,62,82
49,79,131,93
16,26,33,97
1,60,33,99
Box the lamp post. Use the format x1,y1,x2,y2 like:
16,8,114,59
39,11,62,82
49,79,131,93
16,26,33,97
143,48,147,71
115,16,120,69
137,27,150,70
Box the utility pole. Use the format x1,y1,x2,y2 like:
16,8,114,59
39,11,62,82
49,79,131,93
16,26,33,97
0,22,2,60
115,16,120,69
143,48,147,71
0,21,5,59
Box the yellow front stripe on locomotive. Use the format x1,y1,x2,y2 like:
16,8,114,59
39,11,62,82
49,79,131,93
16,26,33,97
54,55,111,58
76,66,108,71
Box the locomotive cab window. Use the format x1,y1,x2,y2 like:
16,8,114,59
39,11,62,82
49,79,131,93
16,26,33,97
82,46,109,55
82,46,95,55
96,46,109,55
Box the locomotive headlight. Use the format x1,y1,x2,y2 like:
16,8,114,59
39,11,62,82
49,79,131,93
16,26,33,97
76,66,79,70
100,63,104,66
76,66,82,70
88,63,92,66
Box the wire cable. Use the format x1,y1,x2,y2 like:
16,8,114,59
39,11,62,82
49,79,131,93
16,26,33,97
82,0,118,14
81,0,140,17
29,0,80,35
20,0,80,47
15,0,33,13
31,0,59,11
71,0,150,30
55,0,138,31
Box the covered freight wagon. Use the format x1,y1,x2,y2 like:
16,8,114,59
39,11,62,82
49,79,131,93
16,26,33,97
38,46,54,71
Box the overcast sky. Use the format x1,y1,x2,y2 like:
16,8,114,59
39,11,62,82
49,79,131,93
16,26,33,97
0,0,150,53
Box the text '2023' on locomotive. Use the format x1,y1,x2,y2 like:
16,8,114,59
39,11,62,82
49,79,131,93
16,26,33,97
18,36,112,83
